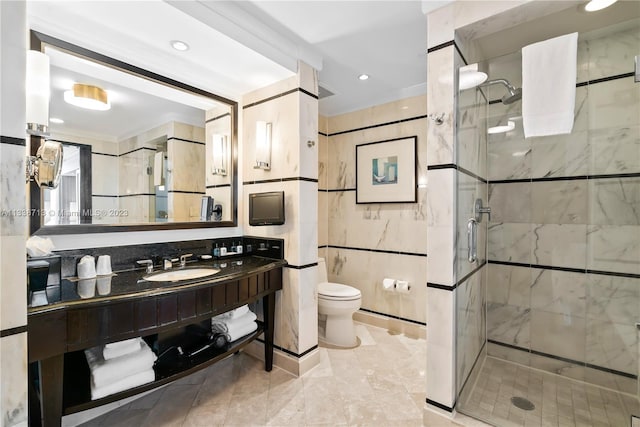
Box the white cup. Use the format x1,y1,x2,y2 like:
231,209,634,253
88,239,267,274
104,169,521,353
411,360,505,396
77,255,96,279
77,278,96,299
97,276,112,295
96,255,112,276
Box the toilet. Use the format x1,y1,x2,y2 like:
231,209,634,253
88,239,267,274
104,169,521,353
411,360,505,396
317,258,362,347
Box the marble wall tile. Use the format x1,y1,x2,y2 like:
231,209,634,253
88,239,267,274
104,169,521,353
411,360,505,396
585,21,640,82
488,222,531,264
485,51,521,101
487,342,531,366
529,351,585,382
487,264,533,307
326,247,426,324
586,274,639,325
587,224,640,275
0,333,28,426
318,131,328,190
171,122,205,143
299,94,319,180
92,154,118,196
118,150,154,196
530,131,590,179
328,95,426,135
487,302,530,348
456,172,488,280
0,1,26,139
589,125,640,175
427,224,455,286
276,267,301,354
168,193,202,222
531,180,588,225
426,287,455,407
487,136,531,181
530,310,586,362
0,144,27,236
586,319,637,376
427,169,454,227
0,235,26,330
118,196,151,224
91,197,119,225
531,270,587,318
327,190,427,254
427,47,455,166
532,224,587,269
168,139,205,193
588,77,639,131
297,266,318,354
241,74,297,107
456,267,486,393
584,365,638,395
317,191,328,248
488,182,531,223
457,88,487,178
589,177,640,226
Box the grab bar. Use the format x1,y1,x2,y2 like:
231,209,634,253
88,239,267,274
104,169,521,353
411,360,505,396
467,218,478,263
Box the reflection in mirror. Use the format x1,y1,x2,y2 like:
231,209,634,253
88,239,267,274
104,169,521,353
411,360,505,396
30,32,237,234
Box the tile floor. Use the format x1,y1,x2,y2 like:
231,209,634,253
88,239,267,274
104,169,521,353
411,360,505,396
79,322,463,426
457,356,640,427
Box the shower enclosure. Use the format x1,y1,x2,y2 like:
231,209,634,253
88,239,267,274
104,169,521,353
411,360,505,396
455,16,640,427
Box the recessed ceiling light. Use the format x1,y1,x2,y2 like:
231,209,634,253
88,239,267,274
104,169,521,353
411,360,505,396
584,0,618,11
49,118,64,124
171,40,190,51
358,74,369,81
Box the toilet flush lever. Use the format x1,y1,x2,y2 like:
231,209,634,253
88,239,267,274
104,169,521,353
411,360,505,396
474,198,491,223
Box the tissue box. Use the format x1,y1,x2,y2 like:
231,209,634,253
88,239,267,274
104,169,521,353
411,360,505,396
27,255,61,289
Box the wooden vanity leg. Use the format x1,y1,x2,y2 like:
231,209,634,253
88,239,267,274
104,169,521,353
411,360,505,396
39,354,64,426
262,293,276,371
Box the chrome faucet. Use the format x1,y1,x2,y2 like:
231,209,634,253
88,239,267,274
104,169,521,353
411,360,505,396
163,257,179,270
179,253,193,268
136,259,154,274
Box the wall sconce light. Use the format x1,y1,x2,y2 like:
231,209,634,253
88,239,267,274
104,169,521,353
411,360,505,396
26,50,50,136
254,121,272,170
211,134,227,175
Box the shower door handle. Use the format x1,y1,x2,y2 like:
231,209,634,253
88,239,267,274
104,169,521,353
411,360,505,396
467,218,478,263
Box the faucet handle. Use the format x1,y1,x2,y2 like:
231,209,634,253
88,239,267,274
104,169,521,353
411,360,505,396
180,253,193,267
136,259,154,273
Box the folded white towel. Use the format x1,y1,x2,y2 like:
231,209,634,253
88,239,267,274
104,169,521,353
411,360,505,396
104,338,139,350
84,340,157,388
226,320,258,342
90,368,155,400
103,338,142,360
211,311,257,333
212,305,250,322
522,32,578,138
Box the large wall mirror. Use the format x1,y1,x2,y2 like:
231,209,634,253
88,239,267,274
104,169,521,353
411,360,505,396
29,31,238,235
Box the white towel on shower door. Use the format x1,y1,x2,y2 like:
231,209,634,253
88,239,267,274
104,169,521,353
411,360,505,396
522,32,578,138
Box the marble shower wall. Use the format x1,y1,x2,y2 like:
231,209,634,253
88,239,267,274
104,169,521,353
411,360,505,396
486,19,640,394
324,95,428,324
0,2,28,425
242,62,319,356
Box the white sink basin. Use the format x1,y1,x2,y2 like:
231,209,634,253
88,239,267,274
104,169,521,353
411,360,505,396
143,267,220,282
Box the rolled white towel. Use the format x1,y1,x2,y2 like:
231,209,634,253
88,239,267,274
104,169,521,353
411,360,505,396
104,338,139,350
211,305,250,323
226,320,258,342
90,368,155,400
211,311,257,333
103,338,142,360
84,339,157,388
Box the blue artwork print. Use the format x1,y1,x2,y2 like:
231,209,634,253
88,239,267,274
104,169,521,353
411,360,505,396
371,156,398,185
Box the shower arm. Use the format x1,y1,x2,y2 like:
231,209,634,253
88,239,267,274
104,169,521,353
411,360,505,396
478,79,517,95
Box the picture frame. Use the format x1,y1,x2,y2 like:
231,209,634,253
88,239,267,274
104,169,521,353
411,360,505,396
355,136,417,204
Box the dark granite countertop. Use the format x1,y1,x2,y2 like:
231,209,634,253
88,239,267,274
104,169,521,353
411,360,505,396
28,256,287,315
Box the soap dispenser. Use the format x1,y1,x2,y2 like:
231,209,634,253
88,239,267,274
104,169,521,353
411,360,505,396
213,243,220,257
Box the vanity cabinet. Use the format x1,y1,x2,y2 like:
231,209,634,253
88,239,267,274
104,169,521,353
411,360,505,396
28,263,283,426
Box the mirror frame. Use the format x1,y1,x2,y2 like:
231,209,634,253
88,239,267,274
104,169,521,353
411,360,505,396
29,30,238,235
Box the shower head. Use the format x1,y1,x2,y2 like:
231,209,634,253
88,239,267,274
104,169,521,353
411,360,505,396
479,78,522,105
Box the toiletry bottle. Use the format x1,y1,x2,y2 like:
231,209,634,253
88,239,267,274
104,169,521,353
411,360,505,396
236,242,243,254
231,241,237,253
220,244,227,256
213,243,220,257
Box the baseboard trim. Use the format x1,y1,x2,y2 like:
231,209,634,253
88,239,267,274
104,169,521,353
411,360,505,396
354,310,426,339
243,340,320,377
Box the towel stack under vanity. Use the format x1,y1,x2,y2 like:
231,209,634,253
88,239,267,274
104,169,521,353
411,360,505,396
84,338,157,400
211,304,258,342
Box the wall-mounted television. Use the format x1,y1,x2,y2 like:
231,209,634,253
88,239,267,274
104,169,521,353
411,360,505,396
249,191,285,226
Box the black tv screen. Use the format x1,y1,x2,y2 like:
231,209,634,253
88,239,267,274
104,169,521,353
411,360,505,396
249,191,285,226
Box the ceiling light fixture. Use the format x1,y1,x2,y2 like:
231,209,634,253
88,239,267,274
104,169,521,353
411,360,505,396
49,118,64,124
358,74,369,81
171,40,190,51
584,0,618,11
64,84,111,111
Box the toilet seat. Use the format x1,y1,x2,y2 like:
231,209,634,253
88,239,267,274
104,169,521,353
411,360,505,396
318,282,361,301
